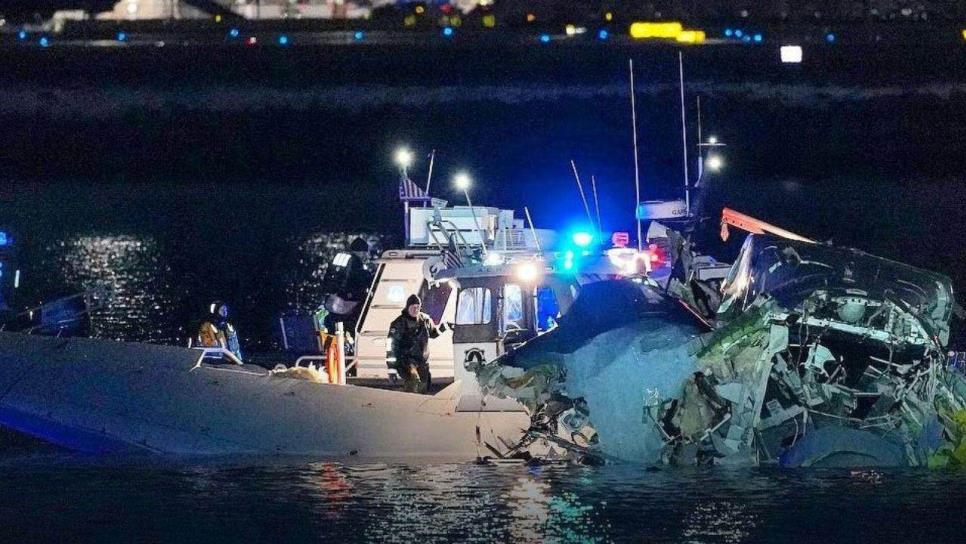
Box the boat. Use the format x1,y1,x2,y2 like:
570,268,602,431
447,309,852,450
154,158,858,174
0,58,740,460
0,155,652,459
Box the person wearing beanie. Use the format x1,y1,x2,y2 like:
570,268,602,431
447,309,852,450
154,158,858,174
387,293,445,393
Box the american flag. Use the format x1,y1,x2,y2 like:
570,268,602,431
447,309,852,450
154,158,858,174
441,248,464,269
398,176,430,202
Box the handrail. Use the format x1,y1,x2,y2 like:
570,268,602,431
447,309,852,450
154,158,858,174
294,354,357,373
294,355,327,367
191,347,244,366
1,288,109,334
427,219,476,253
21,316,85,335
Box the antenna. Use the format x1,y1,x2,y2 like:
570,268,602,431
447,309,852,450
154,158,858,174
524,206,541,252
678,51,690,217
591,175,602,233
629,58,643,251
696,96,703,148
424,149,436,197
570,160,594,227
695,96,703,187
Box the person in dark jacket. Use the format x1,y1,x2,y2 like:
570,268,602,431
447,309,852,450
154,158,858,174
388,294,444,393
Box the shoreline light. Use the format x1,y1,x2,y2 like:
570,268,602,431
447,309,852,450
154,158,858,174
675,30,706,44
780,45,803,64
630,21,682,39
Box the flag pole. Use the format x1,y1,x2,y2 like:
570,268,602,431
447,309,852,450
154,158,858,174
678,51,690,217
524,206,541,252
401,162,410,244
570,160,594,227
424,149,436,202
591,175,602,234
630,58,643,252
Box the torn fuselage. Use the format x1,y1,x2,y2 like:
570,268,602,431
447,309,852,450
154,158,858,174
473,233,966,467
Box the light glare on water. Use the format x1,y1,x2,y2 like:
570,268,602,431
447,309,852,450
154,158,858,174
1,456,964,543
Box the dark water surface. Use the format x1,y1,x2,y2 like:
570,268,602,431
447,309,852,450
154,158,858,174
1,42,966,541
1,454,965,543
2,42,965,349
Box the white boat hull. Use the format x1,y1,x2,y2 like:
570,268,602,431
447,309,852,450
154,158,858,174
0,332,528,459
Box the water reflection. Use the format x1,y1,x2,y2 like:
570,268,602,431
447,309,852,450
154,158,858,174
2,459,966,543
22,231,387,349
51,234,180,343
301,462,354,521
283,232,383,314
681,501,758,544
506,476,552,539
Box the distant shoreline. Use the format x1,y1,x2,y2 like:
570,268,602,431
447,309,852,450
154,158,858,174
2,17,965,48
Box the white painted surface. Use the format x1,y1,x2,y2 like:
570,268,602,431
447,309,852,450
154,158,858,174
0,333,526,458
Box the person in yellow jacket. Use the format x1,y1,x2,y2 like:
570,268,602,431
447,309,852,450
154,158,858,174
197,301,243,362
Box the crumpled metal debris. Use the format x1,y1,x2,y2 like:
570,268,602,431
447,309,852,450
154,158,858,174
474,232,966,468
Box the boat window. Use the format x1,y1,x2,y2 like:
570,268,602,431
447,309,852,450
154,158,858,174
418,280,452,324
536,285,560,331
456,287,492,325
503,284,524,331
383,282,409,305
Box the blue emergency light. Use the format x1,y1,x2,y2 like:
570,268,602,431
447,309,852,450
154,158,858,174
572,231,594,247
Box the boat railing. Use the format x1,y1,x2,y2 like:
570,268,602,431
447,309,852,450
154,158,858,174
292,325,349,384
425,220,534,255
293,354,358,373
493,227,531,251
0,289,107,336
426,219,474,253
191,347,244,366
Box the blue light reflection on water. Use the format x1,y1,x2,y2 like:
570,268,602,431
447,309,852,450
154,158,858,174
0,456,964,542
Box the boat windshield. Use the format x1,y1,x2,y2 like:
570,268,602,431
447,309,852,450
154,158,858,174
502,284,524,331
456,287,492,325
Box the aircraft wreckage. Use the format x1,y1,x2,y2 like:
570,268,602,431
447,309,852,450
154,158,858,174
472,210,966,468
